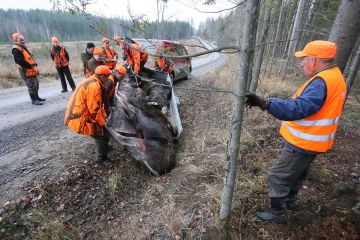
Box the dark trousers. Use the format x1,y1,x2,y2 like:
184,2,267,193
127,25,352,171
267,145,317,198
56,66,76,90
19,69,39,94
91,128,110,157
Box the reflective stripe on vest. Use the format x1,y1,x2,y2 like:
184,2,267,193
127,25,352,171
279,66,346,153
293,117,339,126
51,46,69,67
12,45,39,77
282,121,336,142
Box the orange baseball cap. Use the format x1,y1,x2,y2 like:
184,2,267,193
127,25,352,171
93,47,103,56
12,32,21,41
95,65,111,75
114,65,127,75
295,40,336,59
102,37,110,43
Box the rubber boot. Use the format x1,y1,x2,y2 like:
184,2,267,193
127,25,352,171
36,92,46,101
95,154,114,164
256,198,287,223
284,191,298,210
29,93,43,105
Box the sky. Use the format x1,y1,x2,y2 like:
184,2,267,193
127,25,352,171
0,0,237,28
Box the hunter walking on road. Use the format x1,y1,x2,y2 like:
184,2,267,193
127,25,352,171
245,40,347,223
11,32,46,105
50,37,76,93
64,65,113,164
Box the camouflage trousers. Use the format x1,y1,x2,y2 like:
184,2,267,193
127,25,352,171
91,128,110,157
19,69,39,94
267,145,317,198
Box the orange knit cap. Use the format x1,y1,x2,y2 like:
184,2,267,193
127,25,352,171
95,65,111,75
51,37,59,44
12,33,21,41
93,47,103,56
114,36,123,42
102,37,110,43
114,65,127,75
295,40,336,59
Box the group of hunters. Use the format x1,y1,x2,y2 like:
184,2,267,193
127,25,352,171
11,32,347,224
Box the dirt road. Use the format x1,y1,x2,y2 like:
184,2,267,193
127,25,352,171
0,41,227,206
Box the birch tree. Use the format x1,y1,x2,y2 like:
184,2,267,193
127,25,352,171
329,0,360,72
220,0,261,220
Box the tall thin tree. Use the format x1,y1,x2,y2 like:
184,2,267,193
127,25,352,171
219,0,261,220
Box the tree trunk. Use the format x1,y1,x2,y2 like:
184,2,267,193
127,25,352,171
271,0,285,60
282,0,306,80
219,0,261,220
329,0,360,72
346,43,360,95
250,0,273,92
287,0,305,58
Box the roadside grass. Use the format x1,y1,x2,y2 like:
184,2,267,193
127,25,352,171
21,209,76,240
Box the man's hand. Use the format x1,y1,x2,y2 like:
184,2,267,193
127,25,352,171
245,93,269,111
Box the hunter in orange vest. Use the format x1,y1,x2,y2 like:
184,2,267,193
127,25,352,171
245,40,346,223
11,32,46,105
50,37,76,93
64,65,113,164
155,56,173,73
101,37,118,70
122,38,148,74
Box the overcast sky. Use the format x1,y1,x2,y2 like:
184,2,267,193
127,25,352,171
0,0,237,28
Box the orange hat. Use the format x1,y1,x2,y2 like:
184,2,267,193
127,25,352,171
102,37,110,43
51,37,59,44
12,33,21,41
295,40,336,59
114,65,127,75
114,36,123,42
93,47,103,56
95,65,111,75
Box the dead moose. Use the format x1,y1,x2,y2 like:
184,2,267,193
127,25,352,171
106,69,182,176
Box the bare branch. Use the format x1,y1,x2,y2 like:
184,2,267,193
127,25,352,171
174,0,247,14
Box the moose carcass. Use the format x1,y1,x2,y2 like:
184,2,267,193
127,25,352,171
106,70,182,175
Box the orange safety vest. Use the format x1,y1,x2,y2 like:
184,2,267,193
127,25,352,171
50,46,69,68
64,75,107,136
156,58,173,73
12,45,39,77
279,67,346,153
127,43,148,73
102,46,116,70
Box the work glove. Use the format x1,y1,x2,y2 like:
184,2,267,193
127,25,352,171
245,93,269,111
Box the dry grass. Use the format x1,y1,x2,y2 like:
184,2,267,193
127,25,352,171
21,209,76,239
